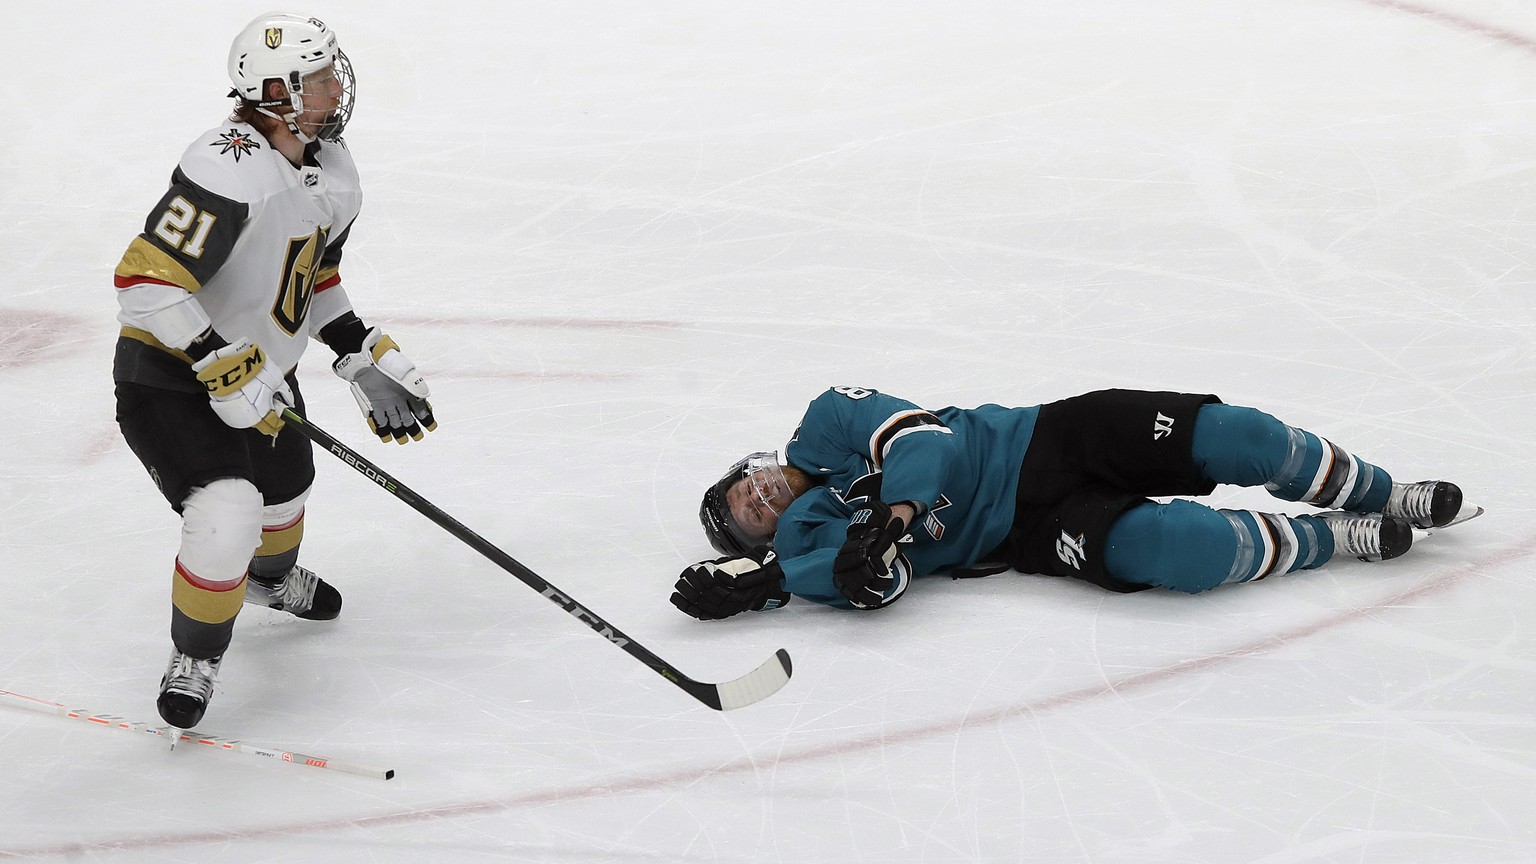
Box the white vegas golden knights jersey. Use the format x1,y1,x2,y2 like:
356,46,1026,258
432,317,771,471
113,122,362,390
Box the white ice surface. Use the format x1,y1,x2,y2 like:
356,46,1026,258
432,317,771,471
3,1,1535,861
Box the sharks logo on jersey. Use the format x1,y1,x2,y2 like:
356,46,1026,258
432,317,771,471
835,471,952,541
770,387,1040,608
839,470,881,505
922,495,953,540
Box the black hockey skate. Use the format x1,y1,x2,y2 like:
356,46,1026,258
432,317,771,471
1383,480,1471,529
157,650,222,730
1317,512,1412,562
244,565,342,621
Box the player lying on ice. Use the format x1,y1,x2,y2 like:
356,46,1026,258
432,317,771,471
672,386,1478,619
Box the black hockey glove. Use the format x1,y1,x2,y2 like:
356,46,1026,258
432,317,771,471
832,499,906,609
671,552,791,621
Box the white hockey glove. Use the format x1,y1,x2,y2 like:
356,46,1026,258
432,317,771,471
332,327,437,444
191,338,291,437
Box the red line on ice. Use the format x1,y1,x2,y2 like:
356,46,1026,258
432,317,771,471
5,534,1531,859
1354,0,1536,53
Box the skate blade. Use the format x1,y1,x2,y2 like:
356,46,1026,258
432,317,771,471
1444,503,1484,527
1418,503,1484,536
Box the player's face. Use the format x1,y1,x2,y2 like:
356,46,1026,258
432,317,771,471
726,476,785,541
295,66,343,133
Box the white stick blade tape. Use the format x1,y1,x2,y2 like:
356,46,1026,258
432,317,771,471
714,649,792,711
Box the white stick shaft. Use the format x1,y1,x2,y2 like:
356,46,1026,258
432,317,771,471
0,688,394,781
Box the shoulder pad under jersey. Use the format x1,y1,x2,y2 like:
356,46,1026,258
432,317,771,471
176,124,281,204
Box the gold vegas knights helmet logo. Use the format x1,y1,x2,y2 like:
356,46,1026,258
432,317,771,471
265,27,283,49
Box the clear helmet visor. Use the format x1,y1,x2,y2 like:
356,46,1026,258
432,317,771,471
737,451,792,517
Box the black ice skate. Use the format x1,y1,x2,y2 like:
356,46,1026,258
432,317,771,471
1317,512,1412,562
244,565,342,621
157,649,222,730
1383,480,1482,529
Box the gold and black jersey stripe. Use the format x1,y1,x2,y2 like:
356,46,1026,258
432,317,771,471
113,168,248,293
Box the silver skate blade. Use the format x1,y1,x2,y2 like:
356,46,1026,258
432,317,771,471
1421,503,1484,536
1445,503,1484,527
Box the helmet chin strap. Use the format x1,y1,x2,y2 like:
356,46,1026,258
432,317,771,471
253,106,319,144
251,70,324,144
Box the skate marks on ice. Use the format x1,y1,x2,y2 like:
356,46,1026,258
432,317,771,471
0,309,93,370
4,532,1530,860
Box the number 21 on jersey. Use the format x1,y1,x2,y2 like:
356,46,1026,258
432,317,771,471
152,196,216,258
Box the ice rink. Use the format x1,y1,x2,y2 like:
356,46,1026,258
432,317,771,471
4,1,1535,861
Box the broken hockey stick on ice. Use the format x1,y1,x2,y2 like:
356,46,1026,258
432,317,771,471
0,688,394,780
278,405,793,711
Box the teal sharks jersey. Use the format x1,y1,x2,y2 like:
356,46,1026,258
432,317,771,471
773,387,1040,607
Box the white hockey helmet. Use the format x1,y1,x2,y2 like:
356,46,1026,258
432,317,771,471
227,12,355,142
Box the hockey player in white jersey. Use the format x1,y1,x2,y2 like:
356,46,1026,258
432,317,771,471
113,13,437,730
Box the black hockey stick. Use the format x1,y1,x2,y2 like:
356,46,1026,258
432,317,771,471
278,406,792,711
